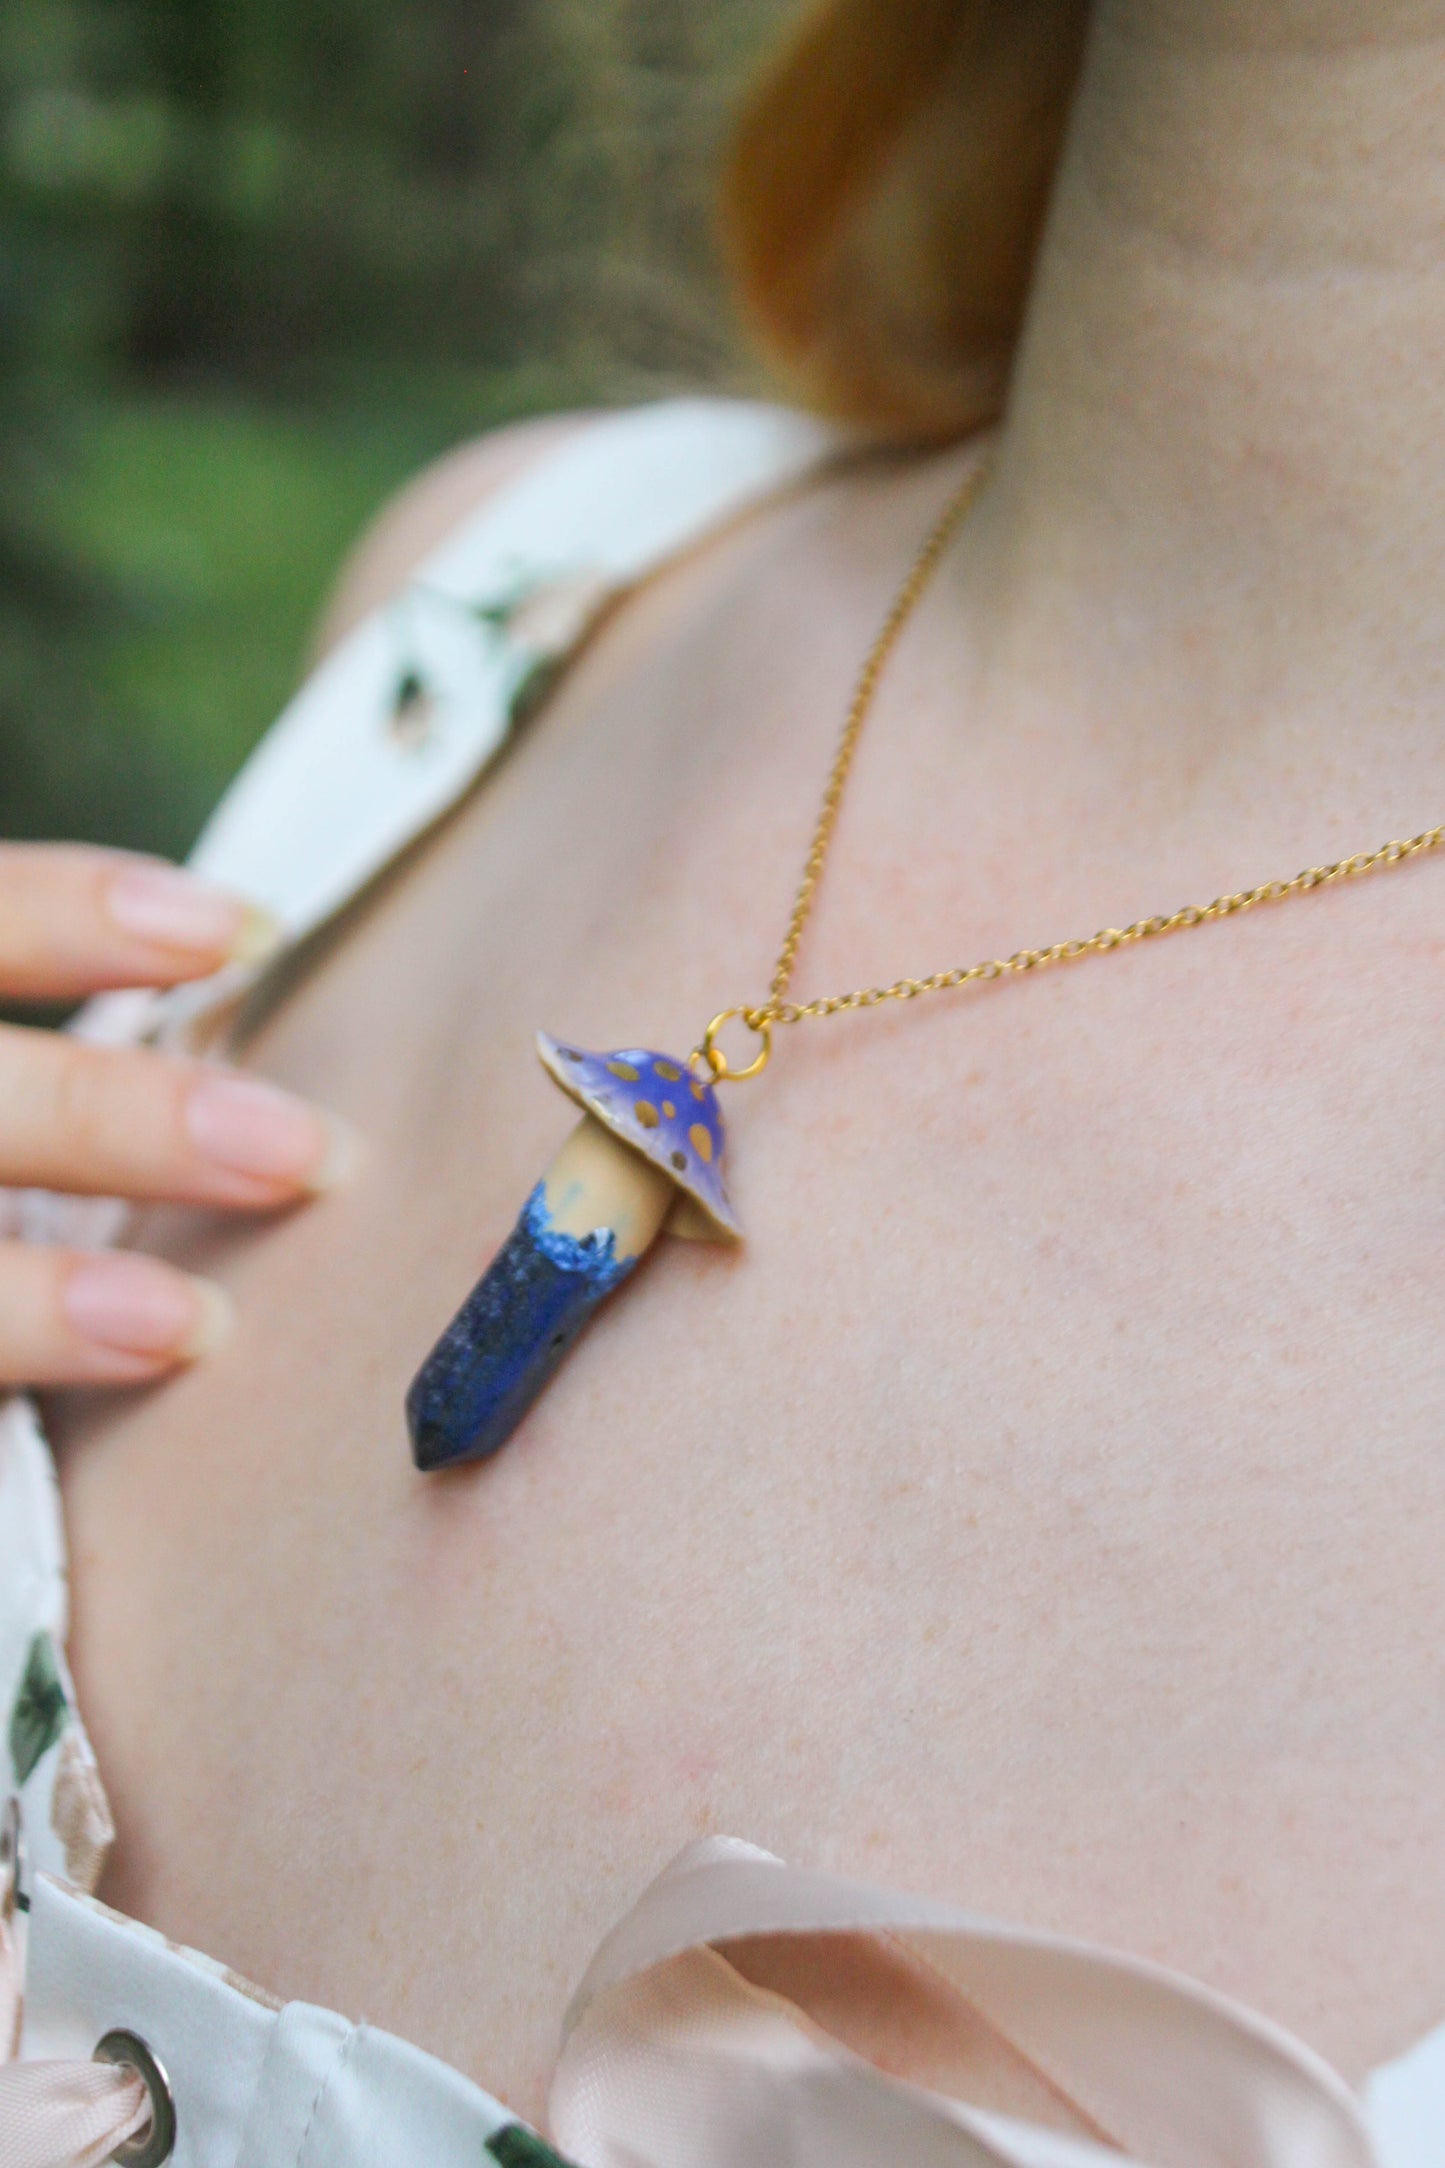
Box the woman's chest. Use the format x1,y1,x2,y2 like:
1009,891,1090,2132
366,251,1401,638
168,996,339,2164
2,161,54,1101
55,590,1445,2117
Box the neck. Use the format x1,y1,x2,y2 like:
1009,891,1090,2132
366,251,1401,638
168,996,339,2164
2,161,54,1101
975,0,1445,784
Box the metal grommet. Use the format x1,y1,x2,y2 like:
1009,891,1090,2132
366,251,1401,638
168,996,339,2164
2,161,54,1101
93,2030,176,2167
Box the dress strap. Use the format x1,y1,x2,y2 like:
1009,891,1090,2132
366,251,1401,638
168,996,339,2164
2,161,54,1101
189,397,839,956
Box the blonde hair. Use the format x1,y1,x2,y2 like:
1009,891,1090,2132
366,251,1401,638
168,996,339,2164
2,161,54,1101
721,0,1089,440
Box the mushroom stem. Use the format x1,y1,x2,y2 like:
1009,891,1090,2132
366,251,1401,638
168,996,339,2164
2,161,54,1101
406,1115,673,1472
541,1113,674,1260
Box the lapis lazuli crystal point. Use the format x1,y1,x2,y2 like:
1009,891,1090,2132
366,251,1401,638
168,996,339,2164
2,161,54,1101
407,1183,636,1472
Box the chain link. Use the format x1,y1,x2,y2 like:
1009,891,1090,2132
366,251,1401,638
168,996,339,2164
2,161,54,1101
723,450,1443,1055
760,458,992,1018
746,830,1445,1030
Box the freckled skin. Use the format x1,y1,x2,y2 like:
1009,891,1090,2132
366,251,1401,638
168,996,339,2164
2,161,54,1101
60,438,1445,2111
54,0,1445,2124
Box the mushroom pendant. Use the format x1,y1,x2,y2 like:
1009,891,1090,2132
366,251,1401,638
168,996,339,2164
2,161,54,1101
406,1033,740,1471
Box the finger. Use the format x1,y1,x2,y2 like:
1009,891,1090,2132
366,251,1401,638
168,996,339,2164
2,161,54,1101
0,1243,232,1387
0,1025,358,1206
0,844,280,1003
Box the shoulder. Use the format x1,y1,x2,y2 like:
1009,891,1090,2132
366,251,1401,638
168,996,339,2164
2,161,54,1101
312,411,594,657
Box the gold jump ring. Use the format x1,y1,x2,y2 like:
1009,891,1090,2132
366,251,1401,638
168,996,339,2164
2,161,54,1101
694,1008,773,1083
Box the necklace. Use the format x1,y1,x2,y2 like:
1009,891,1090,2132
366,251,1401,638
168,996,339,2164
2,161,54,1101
406,453,1444,1471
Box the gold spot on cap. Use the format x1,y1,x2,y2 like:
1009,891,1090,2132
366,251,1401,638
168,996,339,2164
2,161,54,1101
689,1122,714,1163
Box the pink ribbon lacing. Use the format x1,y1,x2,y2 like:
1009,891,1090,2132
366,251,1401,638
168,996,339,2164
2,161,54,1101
0,1908,148,2168
547,1838,1382,2168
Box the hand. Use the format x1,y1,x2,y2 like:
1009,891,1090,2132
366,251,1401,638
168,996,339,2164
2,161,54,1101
0,844,353,1389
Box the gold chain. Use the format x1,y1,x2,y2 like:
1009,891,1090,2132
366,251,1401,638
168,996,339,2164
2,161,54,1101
695,452,1444,1080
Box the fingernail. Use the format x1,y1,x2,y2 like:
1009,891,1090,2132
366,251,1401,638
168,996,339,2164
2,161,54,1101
231,902,287,966
63,1255,234,1361
310,1111,364,1192
184,1073,359,1193
106,861,282,965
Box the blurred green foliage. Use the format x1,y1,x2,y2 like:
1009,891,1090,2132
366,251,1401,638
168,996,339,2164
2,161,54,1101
0,0,783,855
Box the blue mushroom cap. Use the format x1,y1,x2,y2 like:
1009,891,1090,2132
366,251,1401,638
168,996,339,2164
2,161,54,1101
536,1032,741,1241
